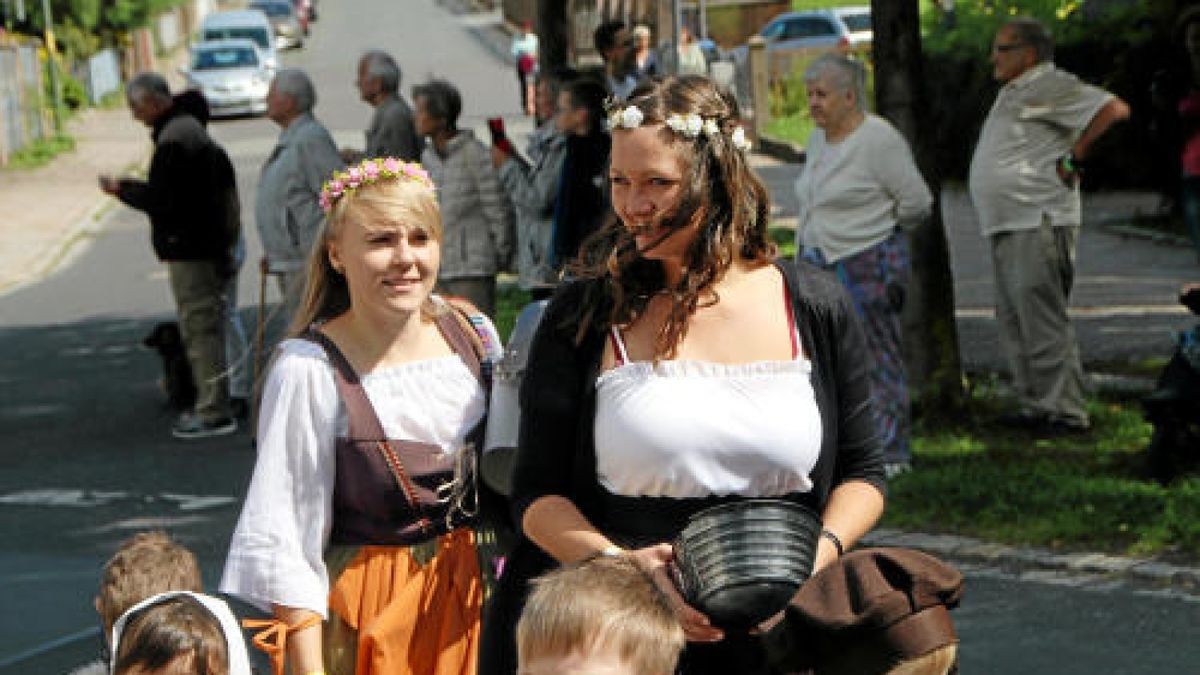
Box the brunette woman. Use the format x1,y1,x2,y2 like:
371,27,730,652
481,76,886,674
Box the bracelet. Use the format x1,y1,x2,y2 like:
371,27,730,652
598,545,625,558
582,545,625,563
1059,152,1079,174
821,529,845,557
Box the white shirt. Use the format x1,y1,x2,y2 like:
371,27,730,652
794,114,931,263
968,63,1113,236
594,344,823,499
220,338,487,616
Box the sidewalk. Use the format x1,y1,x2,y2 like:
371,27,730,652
0,106,150,295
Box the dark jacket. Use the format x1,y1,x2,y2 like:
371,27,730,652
551,130,610,267
480,259,886,674
117,105,240,262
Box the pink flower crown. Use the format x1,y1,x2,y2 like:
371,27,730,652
319,157,435,213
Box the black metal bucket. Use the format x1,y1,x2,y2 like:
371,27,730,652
671,499,821,631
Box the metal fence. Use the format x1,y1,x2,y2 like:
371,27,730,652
0,39,47,166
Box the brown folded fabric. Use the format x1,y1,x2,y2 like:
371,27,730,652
763,547,964,675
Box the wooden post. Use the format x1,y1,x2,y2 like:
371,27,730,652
747,34,768,144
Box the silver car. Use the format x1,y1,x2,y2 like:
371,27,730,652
250,0,304,50
732,6,872,81
182,39,271,118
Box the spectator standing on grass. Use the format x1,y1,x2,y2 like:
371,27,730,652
257,68,344,328
416,78,515,317
968,17,1130,434
594,20,638,100
100,73,239,439
794,53,931,476
492,71,574,299
342,50,422,164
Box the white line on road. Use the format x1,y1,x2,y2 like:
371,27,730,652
956,305,1190,319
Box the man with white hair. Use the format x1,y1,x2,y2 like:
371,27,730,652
342,50,422,163
256,68,343,325
99,72,240,439
969,17,1129,434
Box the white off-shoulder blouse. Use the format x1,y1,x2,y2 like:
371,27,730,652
594,332,823,499
219,337,488,617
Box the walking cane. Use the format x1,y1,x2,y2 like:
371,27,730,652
251,259,271,431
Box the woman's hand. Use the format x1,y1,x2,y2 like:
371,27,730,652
627,543,724,643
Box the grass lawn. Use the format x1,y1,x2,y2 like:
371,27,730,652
493,259,1200,564
890,377,1200,561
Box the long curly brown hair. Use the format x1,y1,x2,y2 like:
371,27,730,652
569,75,775,357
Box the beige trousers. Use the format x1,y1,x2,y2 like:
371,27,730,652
989,217,1089,424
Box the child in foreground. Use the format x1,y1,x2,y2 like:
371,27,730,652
110,591,251,675
517,555,685,675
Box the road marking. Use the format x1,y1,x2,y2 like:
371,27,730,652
78,514,211,535
0,626,98,670
0,489,128,507
956,305,1189,319
160,493,238,511
0,489,235,510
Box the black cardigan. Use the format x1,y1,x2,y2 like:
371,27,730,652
480,259,886,675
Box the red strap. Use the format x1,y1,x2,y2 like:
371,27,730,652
783,277,799,359
608,329,625,366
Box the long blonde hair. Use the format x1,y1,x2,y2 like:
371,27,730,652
288,176,443,336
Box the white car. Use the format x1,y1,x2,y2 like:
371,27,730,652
182,39,271,118
200,9,278,72
732,7,872,81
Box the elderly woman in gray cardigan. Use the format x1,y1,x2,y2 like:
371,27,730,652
414,78,515,317
794,53,932,475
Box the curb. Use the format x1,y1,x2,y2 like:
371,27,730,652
863,528,1200,596
756,134,805,164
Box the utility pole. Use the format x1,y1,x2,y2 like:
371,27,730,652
40,0,64,132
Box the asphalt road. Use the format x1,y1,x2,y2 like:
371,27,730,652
2,1,1199,672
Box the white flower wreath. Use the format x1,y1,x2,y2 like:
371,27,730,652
609,105,752,152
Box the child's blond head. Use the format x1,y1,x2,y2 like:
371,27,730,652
517,555,685,675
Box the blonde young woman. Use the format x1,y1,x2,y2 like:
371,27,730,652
221,158,502,675
481,76,886,674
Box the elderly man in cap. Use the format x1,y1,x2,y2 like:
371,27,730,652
341,50,422,163
100,72,240,439
969,17,1129,434
256,68,343,327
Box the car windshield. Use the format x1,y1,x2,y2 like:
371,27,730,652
841,12,872,33
251,3,292,17
205,27,270,49
194,47,259,70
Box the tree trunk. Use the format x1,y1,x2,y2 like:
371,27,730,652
537,0,569,73
870,0,966,415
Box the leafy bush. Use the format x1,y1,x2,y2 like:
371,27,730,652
8,134,76,169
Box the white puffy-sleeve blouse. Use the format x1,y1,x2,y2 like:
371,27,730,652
219,337,488,617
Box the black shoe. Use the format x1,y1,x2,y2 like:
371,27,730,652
172,412,238,440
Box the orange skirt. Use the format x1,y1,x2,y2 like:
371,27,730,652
327,528,482,675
